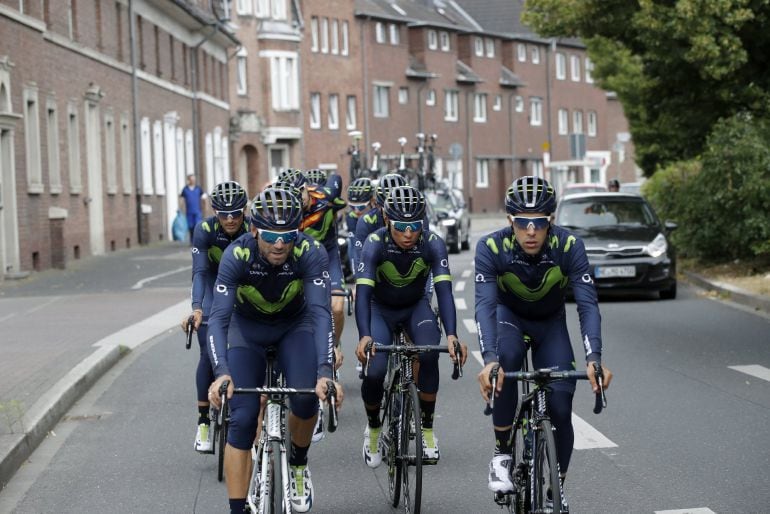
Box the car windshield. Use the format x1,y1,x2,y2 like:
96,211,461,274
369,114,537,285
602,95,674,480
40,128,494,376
557,198,658,228
566,185,606,195
426,193,454,211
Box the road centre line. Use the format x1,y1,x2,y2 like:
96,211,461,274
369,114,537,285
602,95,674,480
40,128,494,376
455,281,466,292
655,509,716,514
463,319,477,334
454,298,467,310
130,265,191,290
461,269,471,278
728,364,770,382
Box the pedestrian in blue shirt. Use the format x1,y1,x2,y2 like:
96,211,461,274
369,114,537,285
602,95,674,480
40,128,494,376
180,174,207,242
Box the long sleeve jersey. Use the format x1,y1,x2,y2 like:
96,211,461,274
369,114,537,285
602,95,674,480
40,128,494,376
300,185,345,251
352,207,431,276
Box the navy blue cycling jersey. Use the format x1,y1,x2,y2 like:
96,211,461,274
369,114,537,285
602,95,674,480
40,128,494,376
355,226,457,338
474,224,602,365
300,185,346,251
190,215,249,313
353,207,430,272
207,232,334,379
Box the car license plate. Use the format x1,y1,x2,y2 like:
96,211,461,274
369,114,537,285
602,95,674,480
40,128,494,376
595,266,635,278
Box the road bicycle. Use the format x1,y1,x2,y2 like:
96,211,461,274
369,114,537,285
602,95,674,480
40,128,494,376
485,353,606,514
369,141,382,179
363,330,462,514
218,347,339,514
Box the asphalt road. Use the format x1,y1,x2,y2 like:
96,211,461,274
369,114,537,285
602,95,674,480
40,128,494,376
3,228,770,513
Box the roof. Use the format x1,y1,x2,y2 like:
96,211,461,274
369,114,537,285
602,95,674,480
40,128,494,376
500,66,524,88
406,55,439,79
169,0,240,45
456,60,482,83
354,0,477,32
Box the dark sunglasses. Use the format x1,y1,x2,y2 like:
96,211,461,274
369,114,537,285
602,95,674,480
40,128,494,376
391,220,423,233
259,229,299,245
510,215,550,231
217,210,244,220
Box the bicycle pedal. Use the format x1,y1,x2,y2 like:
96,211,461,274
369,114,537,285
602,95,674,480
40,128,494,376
422,458,439,466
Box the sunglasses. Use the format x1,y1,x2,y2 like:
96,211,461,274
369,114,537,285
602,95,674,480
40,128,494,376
391,220,423,233
510,215,550,231
217,210,244,220
349,202,369,211
259,229,299,245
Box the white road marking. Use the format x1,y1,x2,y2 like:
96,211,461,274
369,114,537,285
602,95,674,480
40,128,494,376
454,298,467,310
655,509,716,514
572,414,618,449
461,269,471,278
25,296,62,314
130,266,191,290
463,318,477,334
472,350,484,366
455,281,466,292
0,312,18,323
729,364,770,382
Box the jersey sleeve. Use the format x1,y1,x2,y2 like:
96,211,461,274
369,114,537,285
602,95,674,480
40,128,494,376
474,237,501,365
428,233,457,337
354,232,382,339
564,235,603,363
302,241,335,379
206,243,244,378
190,220,211,311
353,211,378,276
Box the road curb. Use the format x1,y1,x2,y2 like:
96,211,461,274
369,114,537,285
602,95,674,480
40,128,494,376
683,271,770,313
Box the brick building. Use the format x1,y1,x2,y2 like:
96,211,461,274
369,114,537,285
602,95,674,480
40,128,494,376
0,0,237,279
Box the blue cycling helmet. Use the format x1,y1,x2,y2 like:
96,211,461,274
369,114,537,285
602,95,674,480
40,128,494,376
304,169,328,186
210,181,248,211
384,186,425,222
348,177,374,203
250,188,303,230
375,173,408,207
505,176,556,215
276,168,307,190
266,180,302,200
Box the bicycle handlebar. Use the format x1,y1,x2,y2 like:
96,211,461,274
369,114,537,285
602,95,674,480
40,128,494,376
185,315,195,350
331,289,353,316
363,340,461,380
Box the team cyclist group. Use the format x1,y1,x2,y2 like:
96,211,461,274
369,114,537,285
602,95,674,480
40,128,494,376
183,171,612,513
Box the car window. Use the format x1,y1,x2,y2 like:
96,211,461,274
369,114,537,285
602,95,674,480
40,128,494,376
427,192,455,211
558,199,658,228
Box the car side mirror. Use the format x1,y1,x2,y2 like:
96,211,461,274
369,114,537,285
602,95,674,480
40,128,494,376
664,220,678,231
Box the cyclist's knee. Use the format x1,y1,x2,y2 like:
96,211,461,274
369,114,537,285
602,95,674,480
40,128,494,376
228,405,260,450
547,390,573,428
289,395,318,420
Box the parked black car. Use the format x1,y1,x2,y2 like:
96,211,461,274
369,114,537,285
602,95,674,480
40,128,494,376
554,192,678,299
425,188,471,253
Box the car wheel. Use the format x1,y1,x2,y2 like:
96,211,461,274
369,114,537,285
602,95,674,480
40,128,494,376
660,281,677,300
450,229,461,254
461,228,470,251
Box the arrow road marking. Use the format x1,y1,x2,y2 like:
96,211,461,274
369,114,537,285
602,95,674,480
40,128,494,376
728,364,770,382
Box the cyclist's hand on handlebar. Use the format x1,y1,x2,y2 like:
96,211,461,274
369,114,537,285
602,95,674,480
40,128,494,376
446,335,468,366
208,375,233,409
587,362,613,393
315,378,344,409
478,362,504,403
356,336,374,363
181,310,203,332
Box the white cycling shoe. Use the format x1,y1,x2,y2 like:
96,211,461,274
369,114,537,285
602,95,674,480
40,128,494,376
289,464,313,513
488,454,514,493
362,425,382,468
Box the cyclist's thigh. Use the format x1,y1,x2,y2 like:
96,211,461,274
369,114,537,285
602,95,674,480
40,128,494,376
364,301,396,383
496,304,528,371
405,298,442,393
228,343,267,450
278,315,319,419
528,310,577,394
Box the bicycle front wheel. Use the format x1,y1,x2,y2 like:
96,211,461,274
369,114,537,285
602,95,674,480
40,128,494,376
532,419,560,514
384,372,402,508
401,383,422,514
217,406,228,482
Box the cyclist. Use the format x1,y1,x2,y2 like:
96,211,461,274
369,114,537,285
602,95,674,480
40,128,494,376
181,180,249,453
354,185,468,468
207,188,343,514
475,176,613,511
305,168,346,209
345,177,375,268
352,173,408,268
607,178,620,192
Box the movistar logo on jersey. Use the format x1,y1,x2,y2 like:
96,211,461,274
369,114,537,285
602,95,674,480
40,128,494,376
233,246,250,262
293,239,311,258
486,236,513,255
363,213,378,224
236,279,303,314
376,258,429,287
208,246,224,264
496,266,568,301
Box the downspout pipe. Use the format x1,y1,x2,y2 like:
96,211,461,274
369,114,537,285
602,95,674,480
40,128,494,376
128,0,145,244
360,16,371,154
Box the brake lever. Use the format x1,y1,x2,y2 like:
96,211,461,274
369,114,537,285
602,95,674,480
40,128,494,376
592,362,607,414
185,315,195,350
451,340,462,380
364,341,373,378
483,365,499,416
326,380,338,433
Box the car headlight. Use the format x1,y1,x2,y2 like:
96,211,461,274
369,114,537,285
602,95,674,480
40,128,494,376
645,233,668,258
441,218,456,226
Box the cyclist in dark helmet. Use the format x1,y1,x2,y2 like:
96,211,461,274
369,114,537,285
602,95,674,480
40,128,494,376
345,177,375,265
354,185,468,469
607,178,620,192
207,187,342,514
182,180,249,454
475,176,613,510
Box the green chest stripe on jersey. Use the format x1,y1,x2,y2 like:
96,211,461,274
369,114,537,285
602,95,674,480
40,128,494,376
304,209,335,241
236,279,303,314
496,266,568,301
208,246,224,264
376,258,429,287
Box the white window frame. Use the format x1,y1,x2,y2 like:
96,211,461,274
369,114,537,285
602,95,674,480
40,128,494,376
375,22,386,44
255,0,269,18
398,87,408,105
474,37,484,57
517,43,526,62
309,92,321,129
104,112,117,195
570,54,581,82
46,98,62,194
444,90,459,122
558,108,568,135
331,19,339,55
236,48,248,95
514,95,524,113
428,30,438,50
67,102,82,194
236,0,251,15
493,95,502,111
140,118,153,194
23,86,43,193
389,23,399,45
439,31,450,51
328,93,339,130
341,21,349,56
321,18,329,54
345,95,357,130
485,38,495,58
530,97,542,126
120,113,132,194
476,159,489,188
264,51,299,111
588,110,597,137
585,57,594,83
152,120,165,195
531,45,540,64
373,84,390,118
473,93,487,123
556,52,566,80
426,89,436,106
572,110,583,134
310,17,319,52
268,144,288,182
271,0,286,20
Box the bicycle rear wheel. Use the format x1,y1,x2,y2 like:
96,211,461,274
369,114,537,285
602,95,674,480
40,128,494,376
511,420,529,514
532,419,560,513
384,372,402,508
401,383,422,514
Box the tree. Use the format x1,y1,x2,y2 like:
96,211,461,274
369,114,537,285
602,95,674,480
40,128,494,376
523,0,770,175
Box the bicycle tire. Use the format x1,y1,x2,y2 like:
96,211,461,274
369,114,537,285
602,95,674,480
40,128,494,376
401,383,422,514
384,371,402,508
217,407,228,482
532,419,561,514
511,416,529,514
271,439,286,514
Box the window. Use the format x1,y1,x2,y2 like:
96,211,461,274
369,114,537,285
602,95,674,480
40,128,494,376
428,29,438,50
555,52,566,80
587,111,597,137
309,93,321,129
585,58,594,83
310,17,318,52
321,18,329,54
389,24,399,45
268,145,287,181
515,95,524,112
444,90,459,121
530,97,542,126
346,95,357,129
271,0,286,20
236,49,247,95
267,53,299,110
570,54,581,81
558,109,568,135
485,38,495,57
439,31,450,51
255,0,268,17
493,95,502,111
328,94,339,130
531,46,540,64
47,99,62,194
573,110,583,134
375,22,386,43
398,87,408,104
120,113,132,193
474,37,484,57
532,160,544,177
236,0,251,15
24,87,43,192
517,43,526,62
473,93,487,122
476,159,489,188
373,85,389,118
331,19,339,55
152,120,165,194
104,113,117,194
67,103,82,193
140,117,152,194
426,89,436,106
341,21,349,55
